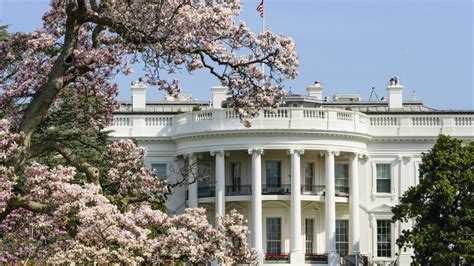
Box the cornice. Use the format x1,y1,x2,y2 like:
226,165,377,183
371,135,474,142
171,129,373,143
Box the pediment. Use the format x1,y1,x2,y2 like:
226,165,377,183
368,203,394,213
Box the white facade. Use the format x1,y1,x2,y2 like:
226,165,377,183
108,80,474,266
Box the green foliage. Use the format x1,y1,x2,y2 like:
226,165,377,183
192,105,202,112
0,24,8,41
392,135,474,265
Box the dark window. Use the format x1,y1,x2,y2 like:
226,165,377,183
377,220,392,257
231,162,241,192
152,163,167,179
335,164,349,193
266,161,281,187
305,218,314,253
304,163,314,192
336,220,349,256
266,218,281,254
376,164,391,193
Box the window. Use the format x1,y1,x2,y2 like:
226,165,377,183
231,162,241,192
198,163,211,188
152,163,167,179
266,161,281,187
304,163,314,192
376,164,391,193
336,220,349,256
377,220,392,257
266,218,281,254
305,219,314,254
335,164,349,193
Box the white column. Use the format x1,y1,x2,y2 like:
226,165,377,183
212,150,226,226
248,148,264,264
187,153,198,208
325,150,339,265
290,149,305,264
349,153,360,255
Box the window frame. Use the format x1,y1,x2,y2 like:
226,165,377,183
266,217,282,254
230,161,242,192
371,160,396,198
265,160,282,188
335,219,349,256
376,164,391,193
376,219,392,258
305,218,314,254
149,162,169,180
335,163,349,194
304,162,314,192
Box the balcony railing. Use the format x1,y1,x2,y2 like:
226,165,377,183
262,184,291,195
335,185,349,195
198,186,215,198
197,184,349,197
301,184,325,195
305,253,328,264
225,185,252,196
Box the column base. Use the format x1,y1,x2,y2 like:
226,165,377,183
326,252,340,266
290,251,305,265
255,250,264,265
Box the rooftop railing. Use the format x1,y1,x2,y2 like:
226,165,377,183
108,108,474,138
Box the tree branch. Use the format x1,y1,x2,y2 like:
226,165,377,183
0,196,49,221
13,2,86,170
28,140,100,185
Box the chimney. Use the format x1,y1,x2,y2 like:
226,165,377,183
386,76,404,110
211,86,227,109
131,78,147,111
306,80,324,100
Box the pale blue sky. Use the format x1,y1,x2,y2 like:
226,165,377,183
1,0,473,110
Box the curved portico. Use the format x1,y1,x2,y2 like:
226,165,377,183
182,142,365,265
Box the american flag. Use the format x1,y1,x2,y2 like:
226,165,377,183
256,0,264,18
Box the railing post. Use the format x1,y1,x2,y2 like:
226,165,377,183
327,110,337,130
441,116,455,135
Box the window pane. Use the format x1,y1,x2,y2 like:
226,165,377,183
305,163,314,191
266,161,281,187
377,220,392,257
336,220,349,256
335,164,348,193
305,219,314,254
152,163,167,179
266,218,281,254
376,164,391,193
231,162,241,191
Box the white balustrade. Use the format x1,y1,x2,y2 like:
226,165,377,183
145,116,173,126
370,116,398,126
107,108,474,139
412,116,440,126
304,109,326,119
113,116,131,126
455,116,472,126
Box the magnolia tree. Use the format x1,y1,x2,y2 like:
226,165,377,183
0,0,298,263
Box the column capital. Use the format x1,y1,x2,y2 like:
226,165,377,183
322,150,339,157
248,148,264,155
398,155,412,163
287,148,305,155
210,150,229,157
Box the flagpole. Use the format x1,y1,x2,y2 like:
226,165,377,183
261,0,265,84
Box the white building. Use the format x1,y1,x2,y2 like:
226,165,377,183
107,79,474,266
